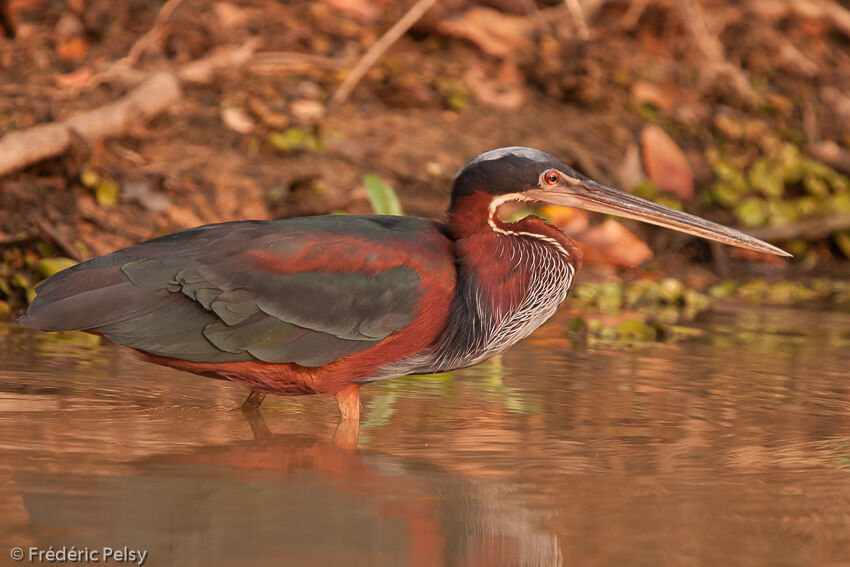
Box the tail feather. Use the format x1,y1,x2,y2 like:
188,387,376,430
19,280,170,331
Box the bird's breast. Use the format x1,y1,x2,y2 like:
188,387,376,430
391,235,576,376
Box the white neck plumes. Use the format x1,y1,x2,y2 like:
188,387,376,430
487,193,571,258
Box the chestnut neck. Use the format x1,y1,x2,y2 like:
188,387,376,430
447,191,583,268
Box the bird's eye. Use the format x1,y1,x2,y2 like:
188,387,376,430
544,171,559,185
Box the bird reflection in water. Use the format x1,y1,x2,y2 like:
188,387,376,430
118,409,563,567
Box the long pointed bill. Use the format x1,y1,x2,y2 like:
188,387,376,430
526,178,790,257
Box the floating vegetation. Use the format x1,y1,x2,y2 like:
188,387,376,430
566,275,850,345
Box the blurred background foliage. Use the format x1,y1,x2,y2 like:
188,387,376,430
2,0,850,341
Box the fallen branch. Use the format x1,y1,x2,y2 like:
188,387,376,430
0,34,262,179
0,72,181,177
32,216,85,262
177,38,262,84
563,0,590,39
329,0,439,107
746,212,850,242
78,0,184,92
747,0,850,39
120,0,184,68
248,51,347,75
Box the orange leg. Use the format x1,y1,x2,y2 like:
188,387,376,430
334,383,361,421
332,384,360,450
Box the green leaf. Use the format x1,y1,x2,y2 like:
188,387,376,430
10,272,30,290
835,231,850,259
80,169,100,188
748,158,784,198
268,128,319,153
363,174,404,216
95,179,119,207
711,181,744,207
36,257,78,278
735,197,769,227
803,173,829,197
709,280,738,299
659,278,685,303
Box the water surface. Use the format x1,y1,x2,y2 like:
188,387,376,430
1,303,849,566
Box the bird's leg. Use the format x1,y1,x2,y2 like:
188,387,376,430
240,406,272,441
334,383,361,421
332,384,360,450
241,389,267,410
240,390,271,441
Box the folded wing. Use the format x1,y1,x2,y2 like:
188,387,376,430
20,216,455,367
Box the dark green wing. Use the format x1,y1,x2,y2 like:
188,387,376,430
20,216,454,366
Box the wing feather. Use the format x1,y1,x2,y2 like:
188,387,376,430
20,216,453,367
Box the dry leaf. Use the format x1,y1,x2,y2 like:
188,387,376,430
322,0,381,22
214,2,250,29
640,124,694,200
55,36,88,61
165,205,206,230
290,99,325,123
617,140,643,190
248,96,291,129
123,180,171,213
221,107,256,134
53,66,93,89
463,66,525,110
437,7,533,58
543,205,589,235
580,219,653,267
630,80,674,110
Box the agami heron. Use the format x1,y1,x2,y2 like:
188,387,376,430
20,147,788,422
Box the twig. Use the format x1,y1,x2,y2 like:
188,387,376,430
32,216,85,261
121,0,184,68
620,0,651,29
679,0,758,105
0,233,32,246
745,212,850,242
75,0,184,92
248,51,347,75
177,38,262,84
0,0,15,38
0,73,181,177
0,33,264,179
563,0,590,39
747,0,850,39
329,0,439,108
809,141,850,176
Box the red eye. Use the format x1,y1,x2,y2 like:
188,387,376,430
544,171,559,185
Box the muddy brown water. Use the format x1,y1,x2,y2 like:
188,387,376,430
1,302,849,566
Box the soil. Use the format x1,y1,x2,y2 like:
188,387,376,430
2,0,850,309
